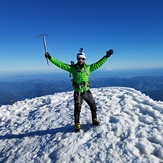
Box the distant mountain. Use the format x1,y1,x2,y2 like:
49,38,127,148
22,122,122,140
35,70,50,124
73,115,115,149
0,79,72,105
144,89,163,101
91,76,163,101
91,76,163,91
0,75,163,105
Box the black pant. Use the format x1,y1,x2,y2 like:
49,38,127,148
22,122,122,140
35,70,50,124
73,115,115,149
74,90,97,124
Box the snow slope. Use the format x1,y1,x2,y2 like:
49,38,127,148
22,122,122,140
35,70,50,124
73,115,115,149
0,87,163,163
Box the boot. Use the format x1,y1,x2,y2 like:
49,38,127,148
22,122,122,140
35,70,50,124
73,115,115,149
92,118,100,126
75,123,80,132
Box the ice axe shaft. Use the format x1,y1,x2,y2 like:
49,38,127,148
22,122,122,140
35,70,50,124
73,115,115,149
36,34,49,65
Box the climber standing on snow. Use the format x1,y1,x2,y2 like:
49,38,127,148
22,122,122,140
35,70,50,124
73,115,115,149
45,48,114,132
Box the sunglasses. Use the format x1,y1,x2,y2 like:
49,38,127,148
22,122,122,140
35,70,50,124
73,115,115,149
78,58,85,61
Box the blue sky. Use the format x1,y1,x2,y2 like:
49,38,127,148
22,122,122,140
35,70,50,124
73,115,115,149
0,0,163,73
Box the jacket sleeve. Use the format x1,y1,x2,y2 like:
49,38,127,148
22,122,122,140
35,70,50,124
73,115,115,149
50,57,72,72
89,56,108,72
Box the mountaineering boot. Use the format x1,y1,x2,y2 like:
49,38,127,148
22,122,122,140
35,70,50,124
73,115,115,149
75,123,80,132
92,118,100,126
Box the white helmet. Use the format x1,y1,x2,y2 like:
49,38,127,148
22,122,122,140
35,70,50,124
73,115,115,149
76,48,86,59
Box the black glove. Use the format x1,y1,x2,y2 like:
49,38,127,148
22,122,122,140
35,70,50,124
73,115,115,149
106,49,114,58
45,52,51,60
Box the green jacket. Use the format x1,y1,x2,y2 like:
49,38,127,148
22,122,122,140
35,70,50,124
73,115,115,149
50,56,108,92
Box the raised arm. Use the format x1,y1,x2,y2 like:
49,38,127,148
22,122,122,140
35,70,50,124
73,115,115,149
90,49,114,72
45,52,72,72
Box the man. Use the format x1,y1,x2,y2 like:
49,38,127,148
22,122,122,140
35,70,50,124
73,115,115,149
45,48,114,132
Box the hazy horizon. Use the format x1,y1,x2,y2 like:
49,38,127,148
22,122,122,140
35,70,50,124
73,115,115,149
0,68,163,81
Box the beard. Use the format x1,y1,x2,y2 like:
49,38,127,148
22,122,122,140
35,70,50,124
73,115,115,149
77,61,85,68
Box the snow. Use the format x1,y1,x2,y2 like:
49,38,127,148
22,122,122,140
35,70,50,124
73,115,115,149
0,87,163,163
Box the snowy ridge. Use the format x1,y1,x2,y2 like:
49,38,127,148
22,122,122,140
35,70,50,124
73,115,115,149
0,87,163,163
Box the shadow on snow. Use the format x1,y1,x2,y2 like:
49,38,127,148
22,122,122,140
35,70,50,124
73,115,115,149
0,124,74,140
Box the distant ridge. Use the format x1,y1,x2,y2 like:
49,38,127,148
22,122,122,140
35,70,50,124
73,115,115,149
0,75,163,105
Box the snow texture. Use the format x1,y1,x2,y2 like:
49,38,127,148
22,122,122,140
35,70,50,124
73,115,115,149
0,87,163,163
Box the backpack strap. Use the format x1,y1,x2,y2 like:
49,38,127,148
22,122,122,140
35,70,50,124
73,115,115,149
69,61,74,77
84,65,89,76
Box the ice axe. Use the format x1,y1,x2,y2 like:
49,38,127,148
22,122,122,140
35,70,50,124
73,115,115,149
36,34,49,65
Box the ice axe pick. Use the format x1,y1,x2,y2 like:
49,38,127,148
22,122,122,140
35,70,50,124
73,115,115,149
36,34,49,65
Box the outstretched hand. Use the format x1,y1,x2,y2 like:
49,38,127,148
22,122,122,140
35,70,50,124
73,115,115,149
106,49,114,58
45,52,51,60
